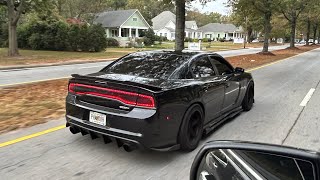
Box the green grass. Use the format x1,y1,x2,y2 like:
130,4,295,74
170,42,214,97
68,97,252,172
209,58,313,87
0,42,267,66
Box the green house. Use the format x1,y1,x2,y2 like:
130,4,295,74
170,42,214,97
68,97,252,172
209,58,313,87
94,9,151,44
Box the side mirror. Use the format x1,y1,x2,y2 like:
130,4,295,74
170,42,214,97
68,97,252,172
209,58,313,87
190,141,320,180
235,67,245,73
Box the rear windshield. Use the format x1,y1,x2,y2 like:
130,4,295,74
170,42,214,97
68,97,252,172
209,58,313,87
103,52,191,79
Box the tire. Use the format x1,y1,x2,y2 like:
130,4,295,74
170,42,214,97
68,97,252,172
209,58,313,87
178,104,204,151
242,82,254,111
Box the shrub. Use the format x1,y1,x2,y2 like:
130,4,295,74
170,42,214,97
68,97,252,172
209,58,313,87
143,28,156,45
106,38,119,47
143,37,153,46
201,38,208,42
184,37,193,42
0,23,8,47
16,18,107,52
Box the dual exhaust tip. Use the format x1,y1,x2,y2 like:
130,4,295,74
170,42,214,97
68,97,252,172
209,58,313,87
69,126,136,152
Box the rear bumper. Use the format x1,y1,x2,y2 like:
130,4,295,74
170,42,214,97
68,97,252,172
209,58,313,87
66,94,180,151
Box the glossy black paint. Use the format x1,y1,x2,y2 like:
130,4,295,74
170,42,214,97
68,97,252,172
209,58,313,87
190,141,320,180
66,50,254,151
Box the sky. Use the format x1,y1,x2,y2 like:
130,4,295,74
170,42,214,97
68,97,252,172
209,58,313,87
190,0,231,15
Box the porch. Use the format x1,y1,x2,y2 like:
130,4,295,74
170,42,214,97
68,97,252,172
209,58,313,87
107,27,148,40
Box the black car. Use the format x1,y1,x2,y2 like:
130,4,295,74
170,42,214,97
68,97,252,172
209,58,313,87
65,50,254,151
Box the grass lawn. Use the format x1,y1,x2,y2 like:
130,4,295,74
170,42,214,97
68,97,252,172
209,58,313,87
0,42,276,67
0,48,130,66
0,45,318,134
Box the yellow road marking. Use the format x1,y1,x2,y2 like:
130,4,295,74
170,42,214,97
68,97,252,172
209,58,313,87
0,48,318,148
0,77,70,88
0,125,65,148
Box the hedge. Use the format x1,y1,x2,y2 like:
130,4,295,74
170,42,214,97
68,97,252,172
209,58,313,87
17,19,108,52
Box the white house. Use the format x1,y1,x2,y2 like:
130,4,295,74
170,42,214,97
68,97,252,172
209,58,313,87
198,23,244,41
94,9,151,44
152,11,202,41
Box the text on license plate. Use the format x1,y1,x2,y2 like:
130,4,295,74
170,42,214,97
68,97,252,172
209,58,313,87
89,111,106,126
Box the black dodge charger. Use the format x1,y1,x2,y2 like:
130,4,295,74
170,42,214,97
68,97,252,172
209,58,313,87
66,50,254,151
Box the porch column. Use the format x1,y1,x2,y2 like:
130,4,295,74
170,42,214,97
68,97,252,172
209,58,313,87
129,28,132,38
136,28,139,37
118,27,122,37
233,32,235,39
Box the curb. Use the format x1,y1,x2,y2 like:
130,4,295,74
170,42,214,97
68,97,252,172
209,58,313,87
0,58,117,71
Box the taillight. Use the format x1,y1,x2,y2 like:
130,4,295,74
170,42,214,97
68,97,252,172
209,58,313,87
68,83,76,93
137,94,155,108
68,83,155,109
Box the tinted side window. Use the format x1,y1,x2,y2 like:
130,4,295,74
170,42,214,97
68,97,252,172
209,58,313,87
210,56,233,75
191,57,216,78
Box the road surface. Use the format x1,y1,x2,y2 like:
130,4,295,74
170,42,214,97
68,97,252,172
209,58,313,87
0,45,289,86
0,48,319,180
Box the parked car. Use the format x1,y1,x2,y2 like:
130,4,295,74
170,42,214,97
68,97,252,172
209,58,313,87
65,50,254,151
190,141,320,180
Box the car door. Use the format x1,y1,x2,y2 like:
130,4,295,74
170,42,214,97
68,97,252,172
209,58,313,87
190,55,225,123
209,55,241,113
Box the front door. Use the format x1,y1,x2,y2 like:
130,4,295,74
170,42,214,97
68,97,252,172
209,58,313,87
209,56,241,112
190,55,225,123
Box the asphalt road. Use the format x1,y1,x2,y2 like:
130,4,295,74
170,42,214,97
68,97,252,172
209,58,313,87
1,48,320,180
0,45,289,86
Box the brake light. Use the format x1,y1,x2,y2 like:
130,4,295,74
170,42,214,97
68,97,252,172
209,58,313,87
68,83,155,108
137,94,155,108
68,83,76,93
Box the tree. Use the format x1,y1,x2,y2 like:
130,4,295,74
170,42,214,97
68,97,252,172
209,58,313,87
186,10,225,27
0,0,52,56
278,0,309,48
229,0,274,53
0,0,25,56
175,0,186,52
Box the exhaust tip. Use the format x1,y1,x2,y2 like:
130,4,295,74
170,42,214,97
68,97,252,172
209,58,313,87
123,144,136,152
69,126,80,134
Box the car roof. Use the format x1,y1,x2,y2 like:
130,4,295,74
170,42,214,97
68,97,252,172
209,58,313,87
133,49,220,57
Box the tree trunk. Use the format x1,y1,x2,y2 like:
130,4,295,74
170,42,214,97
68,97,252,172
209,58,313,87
8,22,19,56
318,28,320,44
262,12,271,53
247,26,253,43
175,0,185,52
312,24,318,45
290,18,297,48
306,19,311,46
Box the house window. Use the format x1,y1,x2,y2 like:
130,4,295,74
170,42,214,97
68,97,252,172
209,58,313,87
225,34,227,38
133,18,138,22
164,33,167,37
218,34,220,38
160,33,162,36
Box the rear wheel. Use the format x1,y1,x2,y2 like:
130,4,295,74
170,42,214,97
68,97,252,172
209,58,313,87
178,104,204,151
242,82,254,111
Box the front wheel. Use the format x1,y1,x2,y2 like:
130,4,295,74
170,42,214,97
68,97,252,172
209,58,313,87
178,104,204,151
242,82,254,111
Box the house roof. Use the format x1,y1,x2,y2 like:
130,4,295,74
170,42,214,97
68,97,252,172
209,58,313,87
94,9,139,28
152,11,176,30
185,21,196,29
199,23,243,33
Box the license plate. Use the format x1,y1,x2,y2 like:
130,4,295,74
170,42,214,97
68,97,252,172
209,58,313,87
89,111,106,126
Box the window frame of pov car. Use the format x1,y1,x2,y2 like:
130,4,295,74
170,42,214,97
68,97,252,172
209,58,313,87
189,141,320,180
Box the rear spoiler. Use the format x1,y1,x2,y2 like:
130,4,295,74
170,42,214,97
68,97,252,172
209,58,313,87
71,74,163,92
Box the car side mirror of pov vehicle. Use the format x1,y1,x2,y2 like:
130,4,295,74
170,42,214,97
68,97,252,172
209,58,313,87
235,67,245,73
190,141,320,180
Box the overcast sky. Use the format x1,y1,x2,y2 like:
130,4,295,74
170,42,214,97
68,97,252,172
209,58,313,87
190,0,231,15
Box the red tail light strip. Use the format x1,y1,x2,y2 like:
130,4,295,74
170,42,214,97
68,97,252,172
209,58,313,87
69,83,155,108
